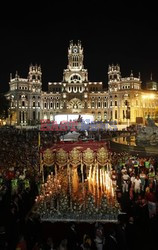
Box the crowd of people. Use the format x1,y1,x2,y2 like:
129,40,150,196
0,127,158,249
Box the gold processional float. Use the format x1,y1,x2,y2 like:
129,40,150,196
34,146,120,222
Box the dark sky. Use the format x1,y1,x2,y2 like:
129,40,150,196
0,1,158,92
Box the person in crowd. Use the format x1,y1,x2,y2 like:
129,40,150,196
67,223,79,250
122,170,130,193
104,228,119,250
80,234,92,250
133,176,141,195
139,170,146,192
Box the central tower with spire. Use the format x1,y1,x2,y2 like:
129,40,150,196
63,41,88,91
68,40,84,71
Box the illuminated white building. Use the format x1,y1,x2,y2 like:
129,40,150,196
7,40,158,125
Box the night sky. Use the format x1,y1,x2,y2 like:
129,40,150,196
0,1,158,93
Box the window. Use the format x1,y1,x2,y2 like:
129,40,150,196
33,101,35,107
70,74,81,83
123,110,125,119
115,101,117,106
38,102,40,107
44,102,47,108
57,102,59,108
104,102,106,108
110,101,112,106
98,102,101,108
22,101,25,107
115,110,117,119
50,102,53,108
92,101,94,108
33,111,36,120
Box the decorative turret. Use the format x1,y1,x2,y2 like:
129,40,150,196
108,64,121,81
15,71,19,80
108,64,121,91
28,64,42,82
146,73,158,91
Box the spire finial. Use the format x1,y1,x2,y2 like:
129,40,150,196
10,73,12,81
15,71,18,79
138,72,141,79
150,72,152,81
130,70,133,76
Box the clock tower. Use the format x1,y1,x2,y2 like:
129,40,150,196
63,40,88,85
67,40,84,71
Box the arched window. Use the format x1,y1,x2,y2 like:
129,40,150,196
70,74,81,83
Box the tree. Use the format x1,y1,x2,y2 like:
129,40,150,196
0,94,9,119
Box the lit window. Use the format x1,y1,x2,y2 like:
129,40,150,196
115,110,117,119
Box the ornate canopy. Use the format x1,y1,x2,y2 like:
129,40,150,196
42,146,109,167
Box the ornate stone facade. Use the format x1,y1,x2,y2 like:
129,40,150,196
6,40,158,126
